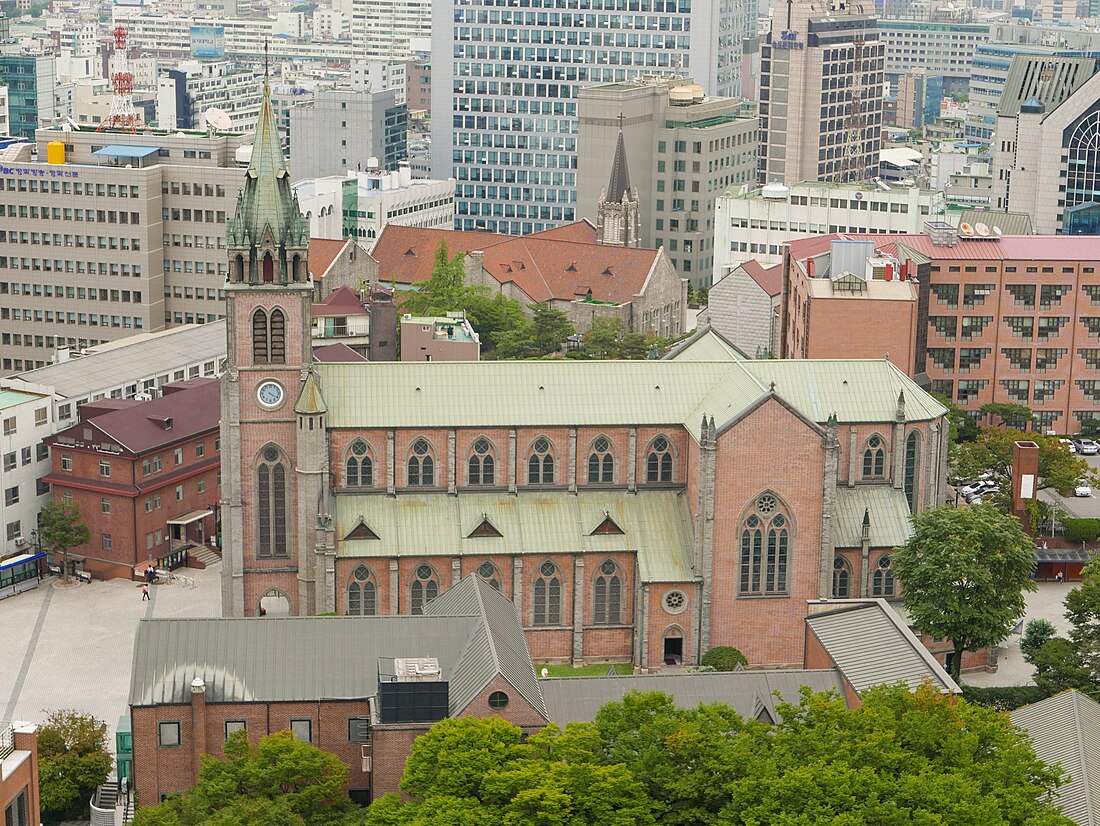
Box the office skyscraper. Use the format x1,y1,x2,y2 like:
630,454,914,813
432,0,746,234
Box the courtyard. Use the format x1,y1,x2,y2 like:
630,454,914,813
0,565,221,740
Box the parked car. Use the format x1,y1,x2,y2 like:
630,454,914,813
1061,438,1077,454
962,480,997,501
1073,438,1099,455
1076,482,1093,497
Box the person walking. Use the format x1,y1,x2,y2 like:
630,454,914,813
142,584,150,601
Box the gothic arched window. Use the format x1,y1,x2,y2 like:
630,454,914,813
587,436,614,484
872,555,896,597
1066,111,1100,228
345,440,373,487
410,563,439,615
468,437,495,486
862,434,886,479
533,560,562,626
234,254,245,282
593,559,622,624
407,439,435,487
904,431,920,512
528,437,555,485
833,556,851,598
477,560,501,591
646,435,674,483
347,565,376,615
252,308,269,364
262,251,274,283
269,308,286,364
738,494,791,595
256,445,288,559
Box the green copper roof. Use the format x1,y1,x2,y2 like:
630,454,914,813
226,74,309,251
294,371,328,415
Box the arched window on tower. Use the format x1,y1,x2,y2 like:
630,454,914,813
532,560,562,625
832,556,852,598
345,440,373,487
587,436,614,483
872,555,896,597
528,437,554,485
468,437,495,486
738,494,791,595
862,434,886,479
269,309,286,364
262,252,274,283
256,445,288,558
904,431,920,512
235,254,245,282
407,439,435,486
410,563,439,615
593,559,622,624
646,435,674,482
347,565,376,615
252,308,269,364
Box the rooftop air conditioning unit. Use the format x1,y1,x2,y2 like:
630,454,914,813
14,536,27,547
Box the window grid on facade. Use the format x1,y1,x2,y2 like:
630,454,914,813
593,559,622,624
468,437,495,485
832,556,851,598
587,436,614,483
872,555,895,597
646,435,673,482
862,435,885,478
410,563,438,615
256,446,288,558
738,495,790,596
345,440,373,487
533,560,562,626
407,439,435,487
528,437,554,484
347,565,377,616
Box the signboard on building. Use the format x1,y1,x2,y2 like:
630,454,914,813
190,26,226,59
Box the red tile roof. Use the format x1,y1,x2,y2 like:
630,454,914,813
54,378,220,455
372,224,660,305
313,285,369,316
739,260,783,297
527,219,597,243
309,238,351,279
787,232,1100,263
313,342,368,362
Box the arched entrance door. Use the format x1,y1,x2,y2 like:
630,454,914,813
663,626,684,666
258,588,291,617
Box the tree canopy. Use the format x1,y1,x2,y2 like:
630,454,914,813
37,498,90,583
37,710,113,824
894,505,1037,680
365,686,1072,825
951,428,1097,496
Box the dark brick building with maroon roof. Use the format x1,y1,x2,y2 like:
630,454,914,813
44,379,220,579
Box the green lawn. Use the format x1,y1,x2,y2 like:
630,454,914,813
536,662,634,677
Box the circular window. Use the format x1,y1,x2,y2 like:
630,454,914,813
746,514,759,528
663,590,687,614
540,561,556,577
600,560,616,575
594,436,610,453
474,438,491,454
413,439,429,455
878,556,892,569
533,437,550,454
833,557,847,571
353,565,370,581
488,691,509,710
869,435,881,448
478,561,496,579
756,495,777,514
772,514,786,528
351,441,367,456
263,447,280,462
653,436,669,452
416,564,433,580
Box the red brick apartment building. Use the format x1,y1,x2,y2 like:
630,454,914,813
1,722,40,826
44,379,220,579
781,226,1100,434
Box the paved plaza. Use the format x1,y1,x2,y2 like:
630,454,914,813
1,566,221,740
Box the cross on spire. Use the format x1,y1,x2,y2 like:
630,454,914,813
617,111,625,131
263,38,270,92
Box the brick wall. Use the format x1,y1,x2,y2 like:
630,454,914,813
0,726,40,826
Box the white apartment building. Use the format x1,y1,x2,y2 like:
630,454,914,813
0,86,9,135
712,179,947,278
313,9,351,40
156,61,262,133
351,0,432,61
294,164,455,247
351,59,406,104
0,386,53,559
878,18,991,84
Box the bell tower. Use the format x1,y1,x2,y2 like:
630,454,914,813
220,58,316,618
595,119,641,248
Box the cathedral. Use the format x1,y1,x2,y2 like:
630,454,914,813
220,79,951,669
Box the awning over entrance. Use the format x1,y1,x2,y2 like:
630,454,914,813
166,509,213,526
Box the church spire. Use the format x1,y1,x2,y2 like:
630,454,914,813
606,116,632,204
595,114,641,248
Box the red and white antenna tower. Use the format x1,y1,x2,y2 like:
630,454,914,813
98,25,142,133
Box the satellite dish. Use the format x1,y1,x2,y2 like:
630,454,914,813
975,222,990,237
993,225,1003,237
204,107,233,130
959,222,975,236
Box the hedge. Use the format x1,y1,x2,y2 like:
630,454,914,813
960,684,1051,711
1063,517,1100,543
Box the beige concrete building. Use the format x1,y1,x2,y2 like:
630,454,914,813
576,77,758,289
759,0,884,186
0,125,248,373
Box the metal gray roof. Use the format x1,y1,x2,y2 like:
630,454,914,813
1013,690,1100,826
539,669,846,726
129,576,546,719
10,322,225,399
805,600,961,695
336,490,695,583
834,486,914,549
663,326,747,362
317,359,944,434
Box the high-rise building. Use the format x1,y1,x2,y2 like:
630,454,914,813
759,0,883,186
432,0,746,234
0,54,63,139
351,0,432,61
288,88,407,180
576,77,759,287
155,62,262,133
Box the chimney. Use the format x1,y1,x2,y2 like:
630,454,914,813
1011,441,1040,530
923,221,958,247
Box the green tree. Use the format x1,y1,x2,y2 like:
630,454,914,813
1030,637,1096,699
1021,618,1058,663
37,710,113,824
952,427,1097,497
583,316,625,358
700,646,748,671
132,731,354,826
894,505,1037,680
530,303,575,356
37,498,90,584
980,401,1034,429
931,391,978,444
1065,557,1100,684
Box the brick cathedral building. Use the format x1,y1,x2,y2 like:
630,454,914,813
219,78,952,670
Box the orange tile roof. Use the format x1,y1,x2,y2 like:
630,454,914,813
528,219,597,243
372,224,660,305
309,238,351,279
313,285,369,316
739,260,783,297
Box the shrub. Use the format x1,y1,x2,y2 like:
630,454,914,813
1063,518,1100,543
700,646,748,671
1020,619,1057,664
959,684,1051,711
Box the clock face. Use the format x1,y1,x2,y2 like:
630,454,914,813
256,380,285,409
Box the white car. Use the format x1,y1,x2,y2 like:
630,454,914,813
1073,439,1099,455
1076,482,1093,498
1061,439,1077,454
962,480,997,501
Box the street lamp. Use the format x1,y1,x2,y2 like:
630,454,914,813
205,502,222,550
29,529,45,579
